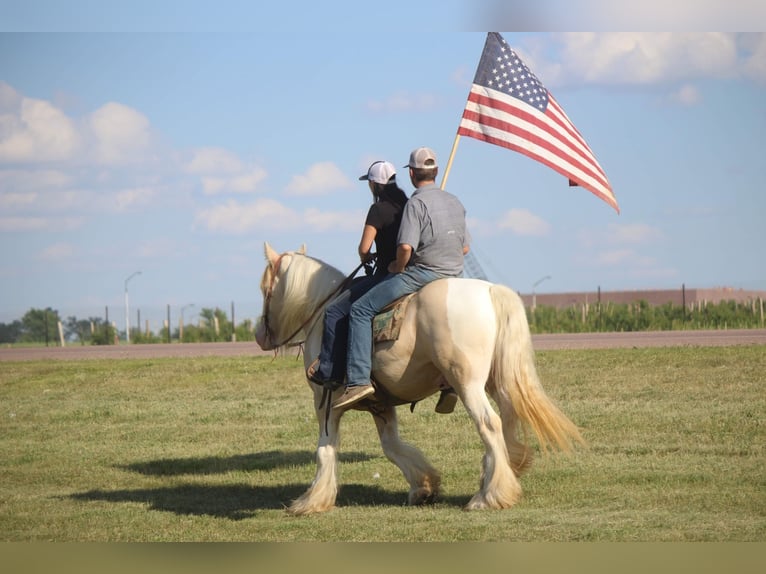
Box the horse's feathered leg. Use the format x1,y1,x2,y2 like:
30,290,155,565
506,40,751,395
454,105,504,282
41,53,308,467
486,384,534,476
372,405,441,506
460,383,523,510
287,387,342,515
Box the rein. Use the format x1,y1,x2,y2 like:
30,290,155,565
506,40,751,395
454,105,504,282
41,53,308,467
262,254,370,350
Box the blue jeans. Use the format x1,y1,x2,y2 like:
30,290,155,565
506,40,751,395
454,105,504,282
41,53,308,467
313,274,385,384
346,265,446,388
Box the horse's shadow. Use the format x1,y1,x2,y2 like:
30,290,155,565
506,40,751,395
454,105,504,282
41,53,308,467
119,449,371,476
70,482,309,519
68,450,465,519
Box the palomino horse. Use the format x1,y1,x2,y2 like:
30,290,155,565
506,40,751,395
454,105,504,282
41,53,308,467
255,243,584,515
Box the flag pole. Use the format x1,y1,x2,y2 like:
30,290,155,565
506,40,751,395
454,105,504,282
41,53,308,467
439,133,462,190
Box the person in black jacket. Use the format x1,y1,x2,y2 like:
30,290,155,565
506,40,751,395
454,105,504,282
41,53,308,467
306,160,408,386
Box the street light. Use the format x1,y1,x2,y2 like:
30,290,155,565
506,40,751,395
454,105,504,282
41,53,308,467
532,275,552,311
180,303,195,342
124,271,142,343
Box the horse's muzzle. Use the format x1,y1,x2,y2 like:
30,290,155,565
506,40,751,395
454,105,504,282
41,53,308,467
254,319,275,351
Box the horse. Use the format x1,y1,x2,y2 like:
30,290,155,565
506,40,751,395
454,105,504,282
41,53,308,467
255,242,584,515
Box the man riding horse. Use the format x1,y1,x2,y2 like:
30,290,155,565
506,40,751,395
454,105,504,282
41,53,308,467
334,147,470,411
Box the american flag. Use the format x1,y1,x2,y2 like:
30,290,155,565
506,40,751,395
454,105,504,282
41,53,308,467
458,32,619,214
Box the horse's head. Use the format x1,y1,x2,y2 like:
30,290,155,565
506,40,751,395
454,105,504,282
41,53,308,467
255,242,307,351
255,242,346,351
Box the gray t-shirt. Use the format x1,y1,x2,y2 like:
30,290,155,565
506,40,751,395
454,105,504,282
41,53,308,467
397,183,469,276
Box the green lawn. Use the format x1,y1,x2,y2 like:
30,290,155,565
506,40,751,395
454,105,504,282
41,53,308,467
1,346,764,541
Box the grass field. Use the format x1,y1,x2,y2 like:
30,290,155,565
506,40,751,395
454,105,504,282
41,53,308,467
1,345,764,541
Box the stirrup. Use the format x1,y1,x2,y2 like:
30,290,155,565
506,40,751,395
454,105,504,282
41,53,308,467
306,357,323,385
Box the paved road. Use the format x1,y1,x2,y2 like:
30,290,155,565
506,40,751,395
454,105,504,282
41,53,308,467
2,329,764,362
530,329,766,350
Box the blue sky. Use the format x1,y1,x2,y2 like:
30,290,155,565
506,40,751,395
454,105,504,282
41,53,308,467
1,2,765,331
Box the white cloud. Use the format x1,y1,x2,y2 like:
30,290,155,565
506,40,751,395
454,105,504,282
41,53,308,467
302,208,363,232
0,168,73,191
466,216,484,234
740,33,766,84
136,237,189,259
0,216,84,232
195,198,300,234
579,222,664,248
0,87,80,162
521,33,766,90
451,65,472,89
474,2,766,34
581,1,766,32
0,191,38,210
669,84,702,106
194,198,363,235
607,223,664,244
38,242,75,261
201,168,268,195
552,33,739,86
497,208,551,236
0,216,48,232
185,148,269,195
88,102,152,164
579,248,658,269
0,82,21,110
284,161,353,196
594,249,636,266
114,186,156,210
186,147,243,174
0,84,156,166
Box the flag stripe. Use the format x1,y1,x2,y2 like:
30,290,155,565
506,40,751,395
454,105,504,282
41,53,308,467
457,32,619,213
547,96,608,180
459,87,616,209
461,88,609,189
458,118,617,211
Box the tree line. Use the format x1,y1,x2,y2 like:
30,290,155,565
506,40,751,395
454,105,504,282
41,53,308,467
0,307,256,345
2,298,763,346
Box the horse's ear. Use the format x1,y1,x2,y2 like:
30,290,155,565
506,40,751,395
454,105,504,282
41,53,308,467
298,243,306,255
264,242,280,265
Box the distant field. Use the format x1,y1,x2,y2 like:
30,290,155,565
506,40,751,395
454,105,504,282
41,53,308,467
1,345,764,541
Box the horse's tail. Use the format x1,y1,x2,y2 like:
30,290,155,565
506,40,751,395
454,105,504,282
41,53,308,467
488,284,585,464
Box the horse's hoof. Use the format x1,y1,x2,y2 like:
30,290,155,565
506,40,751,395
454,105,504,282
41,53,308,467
286,505,334,516
463,494,488,511
409,487,437,506
287,499,335,516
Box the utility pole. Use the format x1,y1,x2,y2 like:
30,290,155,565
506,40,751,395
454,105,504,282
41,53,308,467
532,275,552,312
124,271,141,343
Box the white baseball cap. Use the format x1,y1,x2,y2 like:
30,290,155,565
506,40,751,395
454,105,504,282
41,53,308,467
359,160,396,184
404,147,438,169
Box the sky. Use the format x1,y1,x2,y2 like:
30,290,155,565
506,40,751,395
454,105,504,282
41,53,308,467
1,1,765,331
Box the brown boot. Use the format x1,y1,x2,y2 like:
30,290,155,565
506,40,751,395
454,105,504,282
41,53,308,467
332,385,375,410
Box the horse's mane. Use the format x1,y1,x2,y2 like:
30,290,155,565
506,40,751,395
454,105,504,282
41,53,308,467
272,252,346,340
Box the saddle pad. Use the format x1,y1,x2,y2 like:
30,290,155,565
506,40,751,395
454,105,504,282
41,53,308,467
372,293,414,343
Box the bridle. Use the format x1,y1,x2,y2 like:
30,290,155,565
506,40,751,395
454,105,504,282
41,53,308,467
260,252,370,351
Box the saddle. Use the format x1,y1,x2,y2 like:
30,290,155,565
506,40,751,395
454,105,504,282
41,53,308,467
315,292,432,433
372,293,416,343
